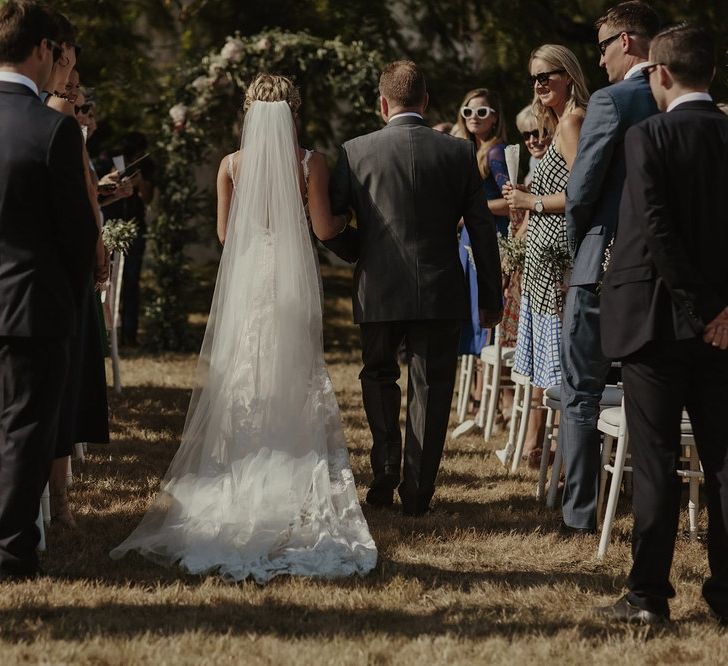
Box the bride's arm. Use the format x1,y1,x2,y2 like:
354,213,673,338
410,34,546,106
307,153,350,241
216,154,235,245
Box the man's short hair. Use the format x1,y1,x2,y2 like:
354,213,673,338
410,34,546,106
379,60,426,108
0,0,57,64
651,24,715,89
595,1,660,39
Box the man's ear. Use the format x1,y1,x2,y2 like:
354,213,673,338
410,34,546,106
380,95,389,122
658,64,673,90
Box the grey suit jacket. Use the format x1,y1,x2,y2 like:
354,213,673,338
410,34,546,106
566,74,658,286
327,115,502,324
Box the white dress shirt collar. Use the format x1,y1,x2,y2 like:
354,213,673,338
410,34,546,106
388,112,423,123
666,92,713,113
624,61,651,80
0,71,39,96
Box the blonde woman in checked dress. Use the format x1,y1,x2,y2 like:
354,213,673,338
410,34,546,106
503,44,589,462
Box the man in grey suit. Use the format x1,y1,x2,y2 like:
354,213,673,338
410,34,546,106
327,60,502,516
559,1,659,533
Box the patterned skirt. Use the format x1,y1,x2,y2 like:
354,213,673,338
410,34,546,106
513,292,562,389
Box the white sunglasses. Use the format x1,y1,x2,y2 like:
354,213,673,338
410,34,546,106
460,105,496,120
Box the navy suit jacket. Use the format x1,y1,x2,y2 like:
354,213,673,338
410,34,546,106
0,81,97,337
565,74,658,286
601,100,728,358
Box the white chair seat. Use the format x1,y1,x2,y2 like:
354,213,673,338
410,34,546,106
598,406,622,429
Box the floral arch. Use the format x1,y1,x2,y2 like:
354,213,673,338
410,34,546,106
146,31,383,350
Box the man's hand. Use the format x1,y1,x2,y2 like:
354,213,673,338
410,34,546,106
703,306,728,350
479,307,503,328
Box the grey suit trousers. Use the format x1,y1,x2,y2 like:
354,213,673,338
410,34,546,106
559,285,612,529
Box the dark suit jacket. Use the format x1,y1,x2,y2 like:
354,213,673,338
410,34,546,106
325,115,501,324
601,100,728,358
566,75,658,286
0,80,98,338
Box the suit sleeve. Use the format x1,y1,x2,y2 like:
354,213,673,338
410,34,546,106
322,144,359,263
624,124,725,328
565,89,620,253
48,115,98,301
462,144,502,312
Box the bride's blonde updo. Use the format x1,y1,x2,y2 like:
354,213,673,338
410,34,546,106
243,73,301,113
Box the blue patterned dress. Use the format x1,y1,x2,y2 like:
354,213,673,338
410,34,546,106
513,142,569,388
458,143,509,355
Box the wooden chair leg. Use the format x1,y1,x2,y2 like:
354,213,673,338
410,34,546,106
483,355,502,441
511,379,533,474
596,434,615,528
546,439,563,509
688,443,700,540
537,404,556,501
496,379,521,467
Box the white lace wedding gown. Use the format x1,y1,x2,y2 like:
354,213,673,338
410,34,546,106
110,101,377,583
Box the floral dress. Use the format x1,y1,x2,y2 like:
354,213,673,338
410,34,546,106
513,142,569,388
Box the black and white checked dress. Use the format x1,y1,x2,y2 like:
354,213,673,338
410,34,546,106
513,142,570,388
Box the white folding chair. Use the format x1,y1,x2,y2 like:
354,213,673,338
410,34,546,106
455,354,476,425
452,325,515,440
597,405,702,559
544,385,624,508
101,249,125,394
495,370,533,472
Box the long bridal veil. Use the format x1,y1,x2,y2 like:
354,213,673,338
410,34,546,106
111,101,377,582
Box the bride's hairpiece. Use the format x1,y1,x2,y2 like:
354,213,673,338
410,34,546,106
244,73,301,114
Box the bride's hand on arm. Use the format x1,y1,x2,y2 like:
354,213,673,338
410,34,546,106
307,152,349,241
216,154,235,245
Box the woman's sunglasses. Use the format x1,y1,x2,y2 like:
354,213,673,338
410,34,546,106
521,129,549,141
528,69,566,86
460,105,496,120
75,103,93,115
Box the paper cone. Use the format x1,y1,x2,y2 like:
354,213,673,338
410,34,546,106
505,144,520,185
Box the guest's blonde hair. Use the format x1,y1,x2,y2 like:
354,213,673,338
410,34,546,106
454,88,507,179
515,105,538,132
244,73,301,113
529,44,589,134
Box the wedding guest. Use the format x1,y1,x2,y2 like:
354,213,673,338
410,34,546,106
42,10,76,112
48,69,111,529
503,44,589,463
0,0,97,579
515,105,551,186
454,89,509,411
559,1,660,536
598,24,728,625
500,105,550,350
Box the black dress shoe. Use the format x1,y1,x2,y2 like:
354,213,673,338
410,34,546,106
595,595,670,625
365,486,394,507
559,520,596,536
0,569,39,583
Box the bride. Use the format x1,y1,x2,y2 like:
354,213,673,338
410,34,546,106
111,74,377,583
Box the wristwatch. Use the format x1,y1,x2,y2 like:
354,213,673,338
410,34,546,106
533,198,544,214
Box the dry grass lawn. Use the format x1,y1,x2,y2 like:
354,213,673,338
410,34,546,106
1,264,725,665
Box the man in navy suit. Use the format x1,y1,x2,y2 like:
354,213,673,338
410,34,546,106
0,0,98,580
559,1,659,534
599,24,728,625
